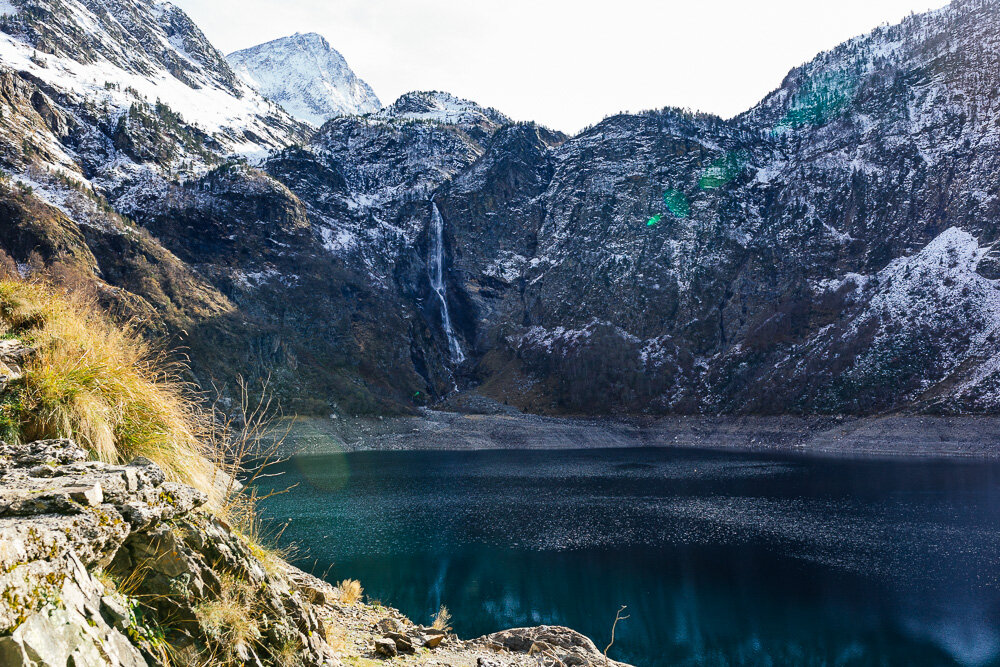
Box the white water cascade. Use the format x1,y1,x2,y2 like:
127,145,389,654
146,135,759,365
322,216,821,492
429,203,466,364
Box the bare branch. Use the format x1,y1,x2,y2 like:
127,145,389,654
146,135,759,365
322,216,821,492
604,605,630,664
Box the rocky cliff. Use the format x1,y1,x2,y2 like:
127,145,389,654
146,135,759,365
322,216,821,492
0,0,998,417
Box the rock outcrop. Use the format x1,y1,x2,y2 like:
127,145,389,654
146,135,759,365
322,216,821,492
0,339,27,393
0,438,337,665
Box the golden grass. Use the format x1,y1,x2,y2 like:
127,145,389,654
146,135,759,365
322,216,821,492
193,574,262,662
336,579,363,605
273,640,306,667
323,621,349,653
0,278,222,502
432,605,452,632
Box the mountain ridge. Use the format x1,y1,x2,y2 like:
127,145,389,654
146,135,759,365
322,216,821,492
0,0,998,417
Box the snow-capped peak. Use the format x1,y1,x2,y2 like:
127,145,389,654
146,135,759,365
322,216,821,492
228,33,381,128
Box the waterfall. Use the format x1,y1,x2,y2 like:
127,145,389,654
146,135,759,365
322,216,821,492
429,203,466,364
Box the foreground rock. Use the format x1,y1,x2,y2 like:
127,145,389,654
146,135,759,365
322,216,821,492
0,438,630,666
0,340,29,393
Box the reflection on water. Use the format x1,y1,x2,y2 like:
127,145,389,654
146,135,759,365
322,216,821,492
255,448,1000,667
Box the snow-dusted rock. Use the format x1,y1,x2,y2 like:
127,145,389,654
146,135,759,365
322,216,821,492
0,0,302,161
3,0,1000,417
229,32,381,127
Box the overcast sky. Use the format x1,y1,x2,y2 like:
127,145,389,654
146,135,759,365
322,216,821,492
174,0,949,133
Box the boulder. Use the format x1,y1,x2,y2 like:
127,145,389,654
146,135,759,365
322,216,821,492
376,617,404,634
374,637,398,658
0,339,28,393
484,626,624,667
386,631,415,654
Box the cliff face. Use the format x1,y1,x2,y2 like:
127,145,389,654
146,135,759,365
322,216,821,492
1,0,1000,417
429,0,1000,415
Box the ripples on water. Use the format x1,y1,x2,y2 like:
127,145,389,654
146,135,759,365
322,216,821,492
255,448,1000,667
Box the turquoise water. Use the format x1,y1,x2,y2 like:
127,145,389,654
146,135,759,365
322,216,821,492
255,448,1000,667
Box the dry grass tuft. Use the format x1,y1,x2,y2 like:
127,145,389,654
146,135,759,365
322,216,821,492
432,605,452,632
323,621,349,653
194,574,262,662
0,279,224,500
336,579,363,605
273,639,306,667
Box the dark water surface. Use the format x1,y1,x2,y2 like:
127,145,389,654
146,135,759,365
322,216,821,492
255,448,1000,667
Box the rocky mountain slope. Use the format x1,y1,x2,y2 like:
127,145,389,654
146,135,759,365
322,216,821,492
0,0,307,344
228,33,381,127
0,0,998,417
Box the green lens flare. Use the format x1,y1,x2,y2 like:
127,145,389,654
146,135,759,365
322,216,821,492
699,151,746,190
775,69,857,132
662,190,690,219
647,214,663,227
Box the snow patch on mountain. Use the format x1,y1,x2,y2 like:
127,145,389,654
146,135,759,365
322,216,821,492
0,0,299,160
228,33,381,128
483,252,528,284
320,226,357,254
812,227,1000,408
378,91,510,127
518,320,642,356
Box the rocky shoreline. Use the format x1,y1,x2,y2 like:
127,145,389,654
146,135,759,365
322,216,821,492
282,410,1000,459
0,438,630,666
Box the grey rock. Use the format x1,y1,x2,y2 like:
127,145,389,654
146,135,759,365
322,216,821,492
374,637,398,658
67,482,104,506
302,582,333,606
27,465,59,478
485,626,622,667
100,595,131,630
0,339,28,393
0,439,88,467
386,631,415,654
0,559,147,667
376,617,404,635
127,457,166,486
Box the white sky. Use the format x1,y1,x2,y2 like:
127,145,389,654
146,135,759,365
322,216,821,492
174,0,950,133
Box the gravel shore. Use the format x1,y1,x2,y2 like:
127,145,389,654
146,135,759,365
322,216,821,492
280,411,1000,459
